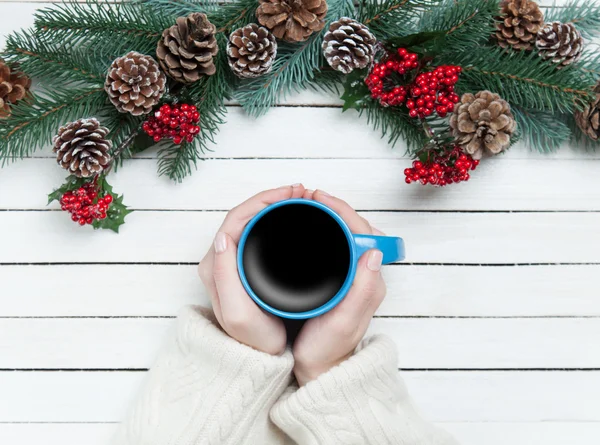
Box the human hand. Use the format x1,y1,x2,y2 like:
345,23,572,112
292,189,387,386
198,184,306,355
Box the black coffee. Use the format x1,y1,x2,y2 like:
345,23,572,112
242,204,351,313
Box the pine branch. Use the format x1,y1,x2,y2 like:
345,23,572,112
3,30,106,86
417,0,499,48
33,0,171,55
544,0,600,39
512,106,571,152
360,100,430,153
143,0,217,16
0,87,109,162
359,0,441,38
442,46,595,114
157,35,231,182
236,0,354,116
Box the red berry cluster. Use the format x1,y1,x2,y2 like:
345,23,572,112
406,66,461,119
404,146,479,186
365,48,462,119
60,183,113,226
366,48,419,106
142,103,200,145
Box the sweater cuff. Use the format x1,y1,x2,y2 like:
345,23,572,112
271,335,404,445
114,306,294,445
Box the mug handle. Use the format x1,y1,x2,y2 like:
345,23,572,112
353,234,406,264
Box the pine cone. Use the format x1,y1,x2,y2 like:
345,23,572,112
0,58,31,118
322,17,376,74
575,82,600,141
536,22,583,67
257,0,328,43
52,118,112,178
496,0,544,50
227,24,277,79
156,13,218,83
105,51,166,116
449,91,517,159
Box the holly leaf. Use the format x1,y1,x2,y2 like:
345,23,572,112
92,177,133,233
386,31,447,57
340,68,371,111
47,176,87,205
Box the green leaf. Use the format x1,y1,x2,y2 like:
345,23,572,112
386,30,446,53
341,68,370,111
47,176,88,205
92,176,133,233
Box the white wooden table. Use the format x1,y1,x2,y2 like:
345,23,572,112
1,2,599,444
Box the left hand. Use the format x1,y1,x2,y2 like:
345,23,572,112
198,184,307,355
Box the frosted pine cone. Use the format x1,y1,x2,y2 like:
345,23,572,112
536,22,583,68
322,18,376,74
52,118,112,178
449,91,517,159
227,24,277,78
105,51,166,116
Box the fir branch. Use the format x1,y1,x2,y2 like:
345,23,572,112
512,106,571,152
360,0,441,38
143,0,217,16
544,0,600,39
236,0,354,116
0,87,108,162
3,30,106,86
443,46,595,114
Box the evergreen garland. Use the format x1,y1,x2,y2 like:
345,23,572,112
0,0,598,231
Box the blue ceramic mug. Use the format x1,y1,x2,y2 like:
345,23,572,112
237,199,405,319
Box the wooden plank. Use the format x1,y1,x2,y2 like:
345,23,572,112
0,371,597,422
3,158,600,211
0,211,599,264
1,422,598,445
0,318,597,369
1,264,599,317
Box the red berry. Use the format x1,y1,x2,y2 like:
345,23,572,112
104,195,113,204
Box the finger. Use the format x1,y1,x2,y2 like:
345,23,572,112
332,249,385,324
219,184,305,242
312,190,372,234
372,226,386,236
302,189,315,200
197,257,223,324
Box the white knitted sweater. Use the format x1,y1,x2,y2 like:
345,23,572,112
114,306,458,445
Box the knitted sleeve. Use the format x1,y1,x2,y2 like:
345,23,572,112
113,306,295,445
270,335,459,445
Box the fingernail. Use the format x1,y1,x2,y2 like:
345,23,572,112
367,250,383,272
214,232,227,253
317,189,330,197
292,183,302,188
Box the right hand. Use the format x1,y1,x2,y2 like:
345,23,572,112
198,184,307,355
292,190,388,386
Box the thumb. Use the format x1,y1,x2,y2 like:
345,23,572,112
212,232,249,315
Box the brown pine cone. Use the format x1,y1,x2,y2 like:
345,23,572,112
105,51,166,116
227,24,277,79
257,0,328,43
0,58,31,118
449,91,517,159
52,118,112,178
536,22,583,68
322,17,376,74
156,13,218,83
575,82,600,141
496,0,544,51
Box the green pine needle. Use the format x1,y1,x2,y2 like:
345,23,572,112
544,0,600,39
512,107,571,152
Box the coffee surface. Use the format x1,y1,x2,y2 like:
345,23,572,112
242,204,351,313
